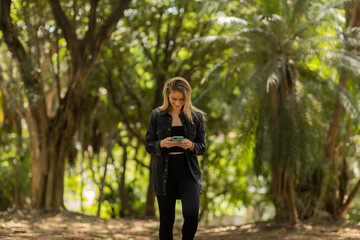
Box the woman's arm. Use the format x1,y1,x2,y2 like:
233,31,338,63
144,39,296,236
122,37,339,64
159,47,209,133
192,113,206,155
145,110,162,156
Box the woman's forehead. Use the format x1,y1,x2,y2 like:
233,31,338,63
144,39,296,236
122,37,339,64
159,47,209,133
169,90,185,98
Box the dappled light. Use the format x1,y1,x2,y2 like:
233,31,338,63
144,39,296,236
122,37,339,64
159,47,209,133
1,210,360,239
1,0,360,239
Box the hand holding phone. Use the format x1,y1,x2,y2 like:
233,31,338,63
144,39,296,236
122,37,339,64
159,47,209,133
172,136,184,142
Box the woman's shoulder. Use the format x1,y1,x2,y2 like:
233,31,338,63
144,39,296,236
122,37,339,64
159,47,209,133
151,107,167,117
191,110,205,123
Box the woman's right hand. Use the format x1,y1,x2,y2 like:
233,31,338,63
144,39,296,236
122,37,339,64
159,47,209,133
160,137,177,148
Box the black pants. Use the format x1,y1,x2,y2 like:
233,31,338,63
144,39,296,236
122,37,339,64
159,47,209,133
157,154,200,240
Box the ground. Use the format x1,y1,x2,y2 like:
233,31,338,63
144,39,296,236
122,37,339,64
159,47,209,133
1,210,360,239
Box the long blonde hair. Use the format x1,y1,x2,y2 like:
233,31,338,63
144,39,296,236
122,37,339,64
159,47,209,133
160,77,205,123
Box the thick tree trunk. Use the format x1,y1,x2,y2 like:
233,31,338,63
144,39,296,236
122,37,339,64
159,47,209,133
31,130,68,210
271,164,298,224
1,0,130,211
285,170,298,224
30,83,84,210
268,60,298,224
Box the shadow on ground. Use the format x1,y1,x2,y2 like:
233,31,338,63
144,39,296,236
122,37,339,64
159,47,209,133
1,210,360,239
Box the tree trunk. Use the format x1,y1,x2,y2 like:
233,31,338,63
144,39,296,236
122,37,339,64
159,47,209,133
316,0,360,219
80,149,86,212
339,178,360,217
79,119,86,211
118,143,135,217
30,69,86,210
315,70,348,216
268,60,298,224
97,148,110,217
146,155,156,217
271,164,298,224
145,75,167,217
1,0,130,211
13,116,22,208
199,154,210,223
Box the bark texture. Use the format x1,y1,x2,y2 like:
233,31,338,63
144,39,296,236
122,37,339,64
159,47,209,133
0,0,131,210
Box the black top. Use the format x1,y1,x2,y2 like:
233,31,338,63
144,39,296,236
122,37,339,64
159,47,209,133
169,126,185,152
145,108,206,196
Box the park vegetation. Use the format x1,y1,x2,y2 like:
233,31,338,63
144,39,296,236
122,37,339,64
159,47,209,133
1,0,360,225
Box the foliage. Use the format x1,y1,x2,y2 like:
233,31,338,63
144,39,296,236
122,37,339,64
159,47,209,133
1,0,360,224
0,126,31,210
191,0,360,222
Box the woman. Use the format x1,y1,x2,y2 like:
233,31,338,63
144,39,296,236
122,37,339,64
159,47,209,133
145,77,206,240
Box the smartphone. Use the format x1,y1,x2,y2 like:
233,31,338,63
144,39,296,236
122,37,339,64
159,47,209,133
172,136,184,142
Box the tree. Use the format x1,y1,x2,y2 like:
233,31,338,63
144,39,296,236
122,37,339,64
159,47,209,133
0,0,131,210
317,0,360,220
101,0,230,217
196,0,357,224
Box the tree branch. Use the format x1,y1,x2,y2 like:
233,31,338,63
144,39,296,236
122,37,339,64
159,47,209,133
93,0,132,60
84,0,99,45
340,178,360,217
154,8,164,66
48,0,80,63
106,74,145,144
0,68,26,119
1,1,30,86
139,39,155,64
0,0,46,107
165,0,189,64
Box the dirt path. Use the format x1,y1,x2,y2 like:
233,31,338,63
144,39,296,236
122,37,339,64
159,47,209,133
1,210,360,239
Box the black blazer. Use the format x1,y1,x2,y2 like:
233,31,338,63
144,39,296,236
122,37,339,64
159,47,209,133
145,107,206,196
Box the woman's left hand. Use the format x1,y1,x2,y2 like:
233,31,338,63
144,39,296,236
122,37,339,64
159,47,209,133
178,138,193,150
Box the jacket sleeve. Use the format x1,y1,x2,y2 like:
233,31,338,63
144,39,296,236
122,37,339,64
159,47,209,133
193,113,206,156
145,109,162,156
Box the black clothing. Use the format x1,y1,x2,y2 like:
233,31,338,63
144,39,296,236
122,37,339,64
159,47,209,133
157,154,199,240
169,126,185,153
171,126,184,136
145,107,206,196
146,107,205,240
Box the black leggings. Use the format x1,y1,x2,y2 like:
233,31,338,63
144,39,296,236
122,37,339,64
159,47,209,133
156,154,200,240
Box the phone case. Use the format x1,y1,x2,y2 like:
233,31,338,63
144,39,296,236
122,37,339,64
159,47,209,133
172,136,184,142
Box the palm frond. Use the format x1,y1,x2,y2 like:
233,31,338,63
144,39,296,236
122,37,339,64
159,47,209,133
214,14,248,28
193,59,227,105
309,48,360,79
345,35,360,49
341,87,360,123
290,0,311,22
189,35,247,48
238,27,280,51
258,0,281,15
287,0,346,45
339,52,360,77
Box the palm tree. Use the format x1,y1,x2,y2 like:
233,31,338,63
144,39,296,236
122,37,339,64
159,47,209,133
195,0,359,224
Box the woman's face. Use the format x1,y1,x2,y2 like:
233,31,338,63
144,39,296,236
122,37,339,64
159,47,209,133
168,90,185,111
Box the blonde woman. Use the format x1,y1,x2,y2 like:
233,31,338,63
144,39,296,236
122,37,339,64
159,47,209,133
145,77,206,240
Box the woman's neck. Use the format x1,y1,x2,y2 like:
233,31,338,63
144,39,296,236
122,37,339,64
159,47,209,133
169,108,181,115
